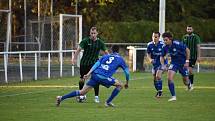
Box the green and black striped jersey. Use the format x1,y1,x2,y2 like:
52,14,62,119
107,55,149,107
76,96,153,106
182,33,201,60
79,37,107,66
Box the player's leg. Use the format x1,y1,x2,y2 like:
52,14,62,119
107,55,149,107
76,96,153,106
179,67,192,91
106,80,122,104
78,65,91,101
78,78,86,102
86,64,100,103
99,77,122,107
155,69,163,98
56,85,93,107
79,65,86,90
188,59,196,89
152,68,159,92
94,84,100,103
167,64,177,101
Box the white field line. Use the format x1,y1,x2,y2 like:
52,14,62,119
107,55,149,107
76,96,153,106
0,85,78,88
0,89,58,97
0,85,78,98
140,86,215,89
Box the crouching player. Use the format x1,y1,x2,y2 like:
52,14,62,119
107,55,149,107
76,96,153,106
147,32,167,98
56,45,130,107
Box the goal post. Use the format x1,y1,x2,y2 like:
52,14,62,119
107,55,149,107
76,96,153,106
59,14,82,77
59,14,82,51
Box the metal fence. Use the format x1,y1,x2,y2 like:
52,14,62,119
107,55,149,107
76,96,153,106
0,43,215,83
0,50,78,83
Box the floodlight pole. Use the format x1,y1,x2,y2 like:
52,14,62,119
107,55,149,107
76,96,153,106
6,0,11,53
24,0,27,51
38,0,41,51
51,0,53,50
75,0,78,48
159,0,166,36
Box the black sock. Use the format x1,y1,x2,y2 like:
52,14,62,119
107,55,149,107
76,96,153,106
79,81,84,90
94,84,99,96
189,74,194,84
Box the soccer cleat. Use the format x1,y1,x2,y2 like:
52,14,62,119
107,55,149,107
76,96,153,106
168,96,176,102
56,96,62,107
94,96,100,103
190,84,194,91
155,91,163,98
187,83,193,91
105,102,115,107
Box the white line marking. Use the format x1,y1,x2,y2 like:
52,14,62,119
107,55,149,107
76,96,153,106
0,89,57,97
0,85,78,88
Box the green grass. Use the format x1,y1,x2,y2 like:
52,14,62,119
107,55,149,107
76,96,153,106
0,72,215,121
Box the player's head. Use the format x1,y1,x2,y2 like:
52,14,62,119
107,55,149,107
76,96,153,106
162,32,173,45
152,32,160,43
186,25,193,35
111,45,119,53
90,26,98,41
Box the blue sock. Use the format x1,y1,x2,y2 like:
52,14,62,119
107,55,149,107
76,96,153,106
168,81,175,96
154,81,159,91
61,90,80,101
157,79,163,91
106,87,121,103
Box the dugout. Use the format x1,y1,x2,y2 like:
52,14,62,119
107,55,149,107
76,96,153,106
127,46,146,72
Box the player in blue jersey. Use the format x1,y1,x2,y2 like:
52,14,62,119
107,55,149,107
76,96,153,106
147,32,167,98
56,45,130,107
160,32,192,102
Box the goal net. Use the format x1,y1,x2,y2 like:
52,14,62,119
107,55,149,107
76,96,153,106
29,14,82,51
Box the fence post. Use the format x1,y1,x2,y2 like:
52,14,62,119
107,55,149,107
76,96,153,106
35,53,37,80
48,53,51,78
197,62,200,73
4,53,8,83
19,53,23,82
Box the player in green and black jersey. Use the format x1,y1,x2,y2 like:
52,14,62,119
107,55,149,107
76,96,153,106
182,25,201,90
72,27,108,103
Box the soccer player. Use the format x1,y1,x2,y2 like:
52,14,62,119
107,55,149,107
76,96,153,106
56,45,130,107
181,25,201,90
72,27,108,103
161,32,192,101
147,32,167,98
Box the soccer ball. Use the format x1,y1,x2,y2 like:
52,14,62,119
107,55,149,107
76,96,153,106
76,95,86,103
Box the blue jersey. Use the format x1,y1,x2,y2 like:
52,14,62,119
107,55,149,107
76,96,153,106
93,53,129,78
162,40,187,65
147,41,165,67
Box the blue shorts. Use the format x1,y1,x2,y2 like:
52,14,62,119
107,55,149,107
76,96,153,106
168,64,189,77
152,65,165,75
86,73,116,88
152,66,159,75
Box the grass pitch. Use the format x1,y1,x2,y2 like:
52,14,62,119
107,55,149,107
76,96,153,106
0,72,215,121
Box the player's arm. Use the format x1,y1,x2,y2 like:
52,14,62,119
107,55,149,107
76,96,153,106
160,56,165,69
123,67,130,89
71,47,82,65
100,49,109,55
84,61,101,79
146,45,154,64
160,46,167,70
100,40,109,55
147,53,154,64
120,58,130,89
185,47,190,67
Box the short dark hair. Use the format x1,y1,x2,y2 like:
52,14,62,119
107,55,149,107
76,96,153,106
90,26,97,31
153,31,160,36
162,32,173,39
111,45,119,53
187,25,192,28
